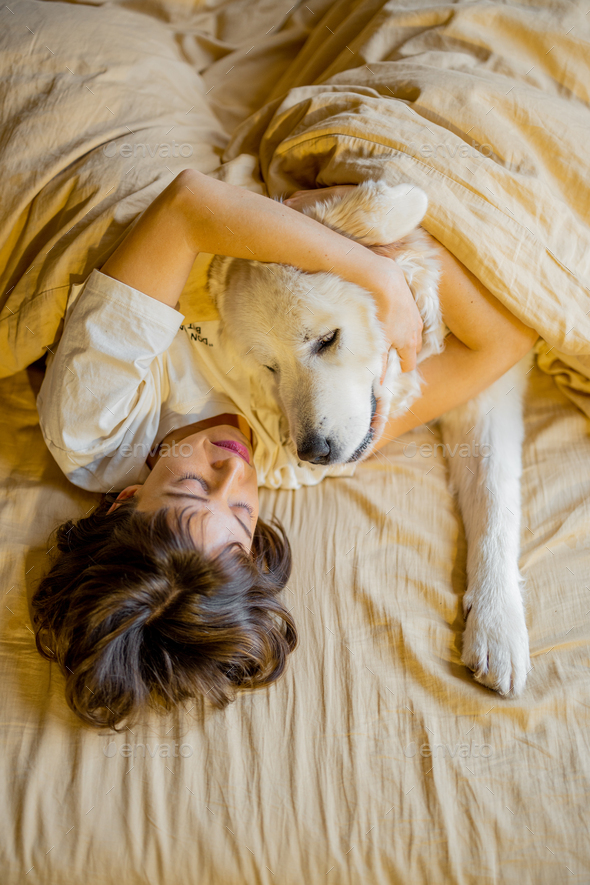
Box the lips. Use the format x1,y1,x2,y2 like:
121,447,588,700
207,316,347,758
213,440,250,464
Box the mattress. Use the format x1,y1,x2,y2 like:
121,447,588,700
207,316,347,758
1,0,589,883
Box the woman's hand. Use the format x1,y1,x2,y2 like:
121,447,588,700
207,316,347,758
285,187,423,377
371,234,540,450
365,250,423,378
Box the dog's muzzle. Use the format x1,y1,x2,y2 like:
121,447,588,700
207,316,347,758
348,391,378,463
297,392,378,466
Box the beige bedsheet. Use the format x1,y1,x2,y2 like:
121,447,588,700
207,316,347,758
2,337,590,885
1,0,590,883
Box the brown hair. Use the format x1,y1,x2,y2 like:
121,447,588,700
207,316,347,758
32,496,297,730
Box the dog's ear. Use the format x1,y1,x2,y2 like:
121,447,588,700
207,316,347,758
301,180,428,246
208,256,260,314
209,256,288,351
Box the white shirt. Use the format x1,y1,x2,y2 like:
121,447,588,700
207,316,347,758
37,270,357,492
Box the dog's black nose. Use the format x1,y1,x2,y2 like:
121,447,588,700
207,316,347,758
297,435,331,464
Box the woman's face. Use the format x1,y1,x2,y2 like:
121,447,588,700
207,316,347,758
109,417,259,554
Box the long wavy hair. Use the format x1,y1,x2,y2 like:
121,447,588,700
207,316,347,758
32,495,297,730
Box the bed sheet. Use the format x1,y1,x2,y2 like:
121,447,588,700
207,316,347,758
1,353,589,885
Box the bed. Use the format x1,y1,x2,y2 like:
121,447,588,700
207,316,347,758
1,0,589,882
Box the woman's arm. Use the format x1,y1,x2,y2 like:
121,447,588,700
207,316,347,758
371,234,539,449
101,170,423,372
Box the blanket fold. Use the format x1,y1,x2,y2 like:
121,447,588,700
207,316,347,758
222,0,590,413
1,0,589,418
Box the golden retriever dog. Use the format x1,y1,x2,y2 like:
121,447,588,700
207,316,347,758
208,180,531,697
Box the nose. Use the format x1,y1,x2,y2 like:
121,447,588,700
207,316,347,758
297,434,331,465
209,451,246,492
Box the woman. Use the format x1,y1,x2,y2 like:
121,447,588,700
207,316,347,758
32,169,537,730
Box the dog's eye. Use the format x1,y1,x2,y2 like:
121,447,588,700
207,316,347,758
264,365,276,373
318,329,338,350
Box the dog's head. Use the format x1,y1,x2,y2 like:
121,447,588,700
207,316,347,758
208,180,441,467
210,258,404,465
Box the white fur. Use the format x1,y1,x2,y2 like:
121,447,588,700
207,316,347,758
439,357,531,695
208,180,531,696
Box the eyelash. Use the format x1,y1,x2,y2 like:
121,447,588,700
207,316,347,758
236,501,255,519
178,473,255,520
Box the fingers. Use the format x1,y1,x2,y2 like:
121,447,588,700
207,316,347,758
382,338,421,379
369,243,400,259
399,324,423,373
380,351,388,385
391,307,422,375
398,345,418,373
283,190,307,207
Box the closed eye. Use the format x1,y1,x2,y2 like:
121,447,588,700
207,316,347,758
264,365,276,373
175,473,254,531
234,501,255,519
317,329,338,351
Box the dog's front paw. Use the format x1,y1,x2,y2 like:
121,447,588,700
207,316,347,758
461,590,530,697
350,181,428,244
372,182,429,243
306,180,428,246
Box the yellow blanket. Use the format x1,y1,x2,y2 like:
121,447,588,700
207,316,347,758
222,0,590,410
2,0,589,417
0,0,228,376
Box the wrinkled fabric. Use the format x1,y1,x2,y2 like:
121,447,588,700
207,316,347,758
0,0,308,376
222,0,590,410
2,335,590,885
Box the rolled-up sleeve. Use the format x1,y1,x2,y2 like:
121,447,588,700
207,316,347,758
37,269,184,491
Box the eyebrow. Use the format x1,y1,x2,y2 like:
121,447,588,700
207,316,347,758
164,490,252,539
